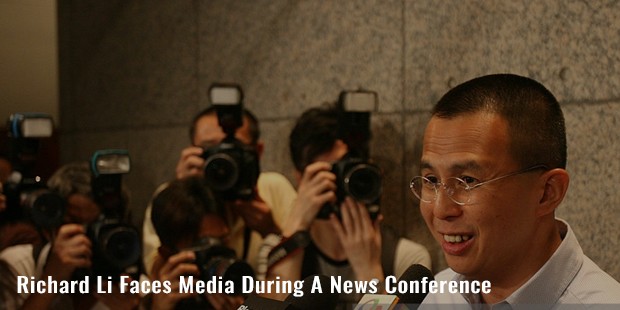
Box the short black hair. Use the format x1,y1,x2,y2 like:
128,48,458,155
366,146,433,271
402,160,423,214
151,177,223,249
289,103,342,172
189,106,260,145
432,73,566,169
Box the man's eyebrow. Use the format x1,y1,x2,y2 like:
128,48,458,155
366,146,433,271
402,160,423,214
452,161,483,172
419,160,483,173
420,161,433,170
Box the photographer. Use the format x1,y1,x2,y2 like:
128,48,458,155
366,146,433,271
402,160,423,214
148,176,247,310
142,106,297,275
263,103,431,305
0,163,140,309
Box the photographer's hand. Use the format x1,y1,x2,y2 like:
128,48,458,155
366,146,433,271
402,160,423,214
330,197,384,282
152,251,199,310
175,146,205,179
21,224,92,310
232,194,280,237
282,161,336,236
46,224,92,281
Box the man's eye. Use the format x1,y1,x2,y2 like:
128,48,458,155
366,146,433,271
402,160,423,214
425,176,439,184
460,176,479,185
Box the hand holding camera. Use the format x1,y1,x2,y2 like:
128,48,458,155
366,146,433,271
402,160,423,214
283,161,336,236
175,146,205,180
152,251,199,310
45,224,93,281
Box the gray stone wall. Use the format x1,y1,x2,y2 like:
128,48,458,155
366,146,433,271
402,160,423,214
58,1,620,280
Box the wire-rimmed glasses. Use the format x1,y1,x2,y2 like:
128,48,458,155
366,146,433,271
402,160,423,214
409,164,548,206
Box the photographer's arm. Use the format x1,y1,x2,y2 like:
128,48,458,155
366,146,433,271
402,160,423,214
21,224,92,310
263,162,335,300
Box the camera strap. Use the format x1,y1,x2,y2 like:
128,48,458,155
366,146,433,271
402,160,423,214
267,231,311,268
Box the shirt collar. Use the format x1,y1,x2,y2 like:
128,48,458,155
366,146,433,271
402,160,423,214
455,219,583,308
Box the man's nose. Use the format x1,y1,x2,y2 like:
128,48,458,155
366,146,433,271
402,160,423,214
433,186,463,220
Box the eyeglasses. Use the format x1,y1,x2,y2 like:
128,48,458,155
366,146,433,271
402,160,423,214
409,164,548,206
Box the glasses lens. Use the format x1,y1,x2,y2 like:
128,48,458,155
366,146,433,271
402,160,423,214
445,178,470,205
410,176,434,203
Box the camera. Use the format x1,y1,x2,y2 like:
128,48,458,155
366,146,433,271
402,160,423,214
317,91,383,219
72,149,141,280
91,149,131,217
332,157,382,215
317,155,382,220
202,84,260,200
22,188,66,229
85,217,141,278
88,149,140,279
191,237,255,295
3,113,54,221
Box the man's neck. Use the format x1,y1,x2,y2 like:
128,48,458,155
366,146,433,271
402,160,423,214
480,219,563,304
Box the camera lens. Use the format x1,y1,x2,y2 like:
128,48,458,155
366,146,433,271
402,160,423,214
203,257,254,295
204,153,239,191
100,226,141,269
31,192,65,229
344,164,382,204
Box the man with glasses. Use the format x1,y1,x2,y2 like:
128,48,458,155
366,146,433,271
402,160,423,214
414,74,620,307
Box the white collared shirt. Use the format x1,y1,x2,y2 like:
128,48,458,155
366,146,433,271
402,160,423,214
421,219,620,309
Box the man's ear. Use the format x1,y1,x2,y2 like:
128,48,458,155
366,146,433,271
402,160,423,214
536,168,570,217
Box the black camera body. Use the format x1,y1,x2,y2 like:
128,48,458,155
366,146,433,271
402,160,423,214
81,149,140,280
85,217,141,279
193,240,255,295
23,189,66,229
203,83,260,201
317,156,382,220
202,138,259,201
316,90,383,220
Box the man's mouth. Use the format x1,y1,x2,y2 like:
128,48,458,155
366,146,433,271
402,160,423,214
443,234,472,243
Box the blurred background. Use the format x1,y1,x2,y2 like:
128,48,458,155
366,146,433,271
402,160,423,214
1,0,619,280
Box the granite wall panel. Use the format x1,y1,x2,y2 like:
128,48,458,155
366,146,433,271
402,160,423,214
560,102,620,281
59,0,199,132
405,0,620,111
198,0,404,118
58,0,620,280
